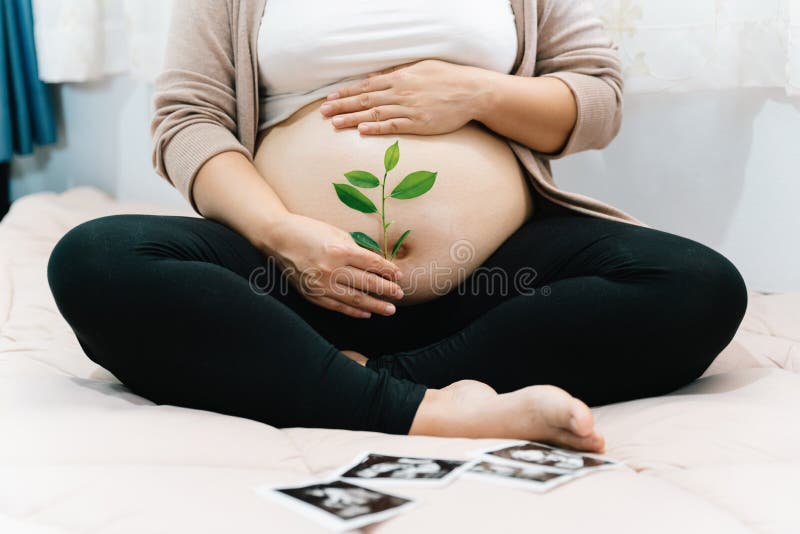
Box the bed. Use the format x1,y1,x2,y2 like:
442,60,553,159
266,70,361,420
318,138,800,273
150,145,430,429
2,186,799,534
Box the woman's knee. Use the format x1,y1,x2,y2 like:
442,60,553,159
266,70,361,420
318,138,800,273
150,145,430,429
673,238,748,337
48,215,146,317
651,236,748,386
620,227,748,332
608,228,746,383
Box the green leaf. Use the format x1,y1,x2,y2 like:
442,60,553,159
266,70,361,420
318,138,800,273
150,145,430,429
390,230,411,261
333,183,378,213
351,232,383,254
344,170,380,189
390,171,437,200
384,140,400,172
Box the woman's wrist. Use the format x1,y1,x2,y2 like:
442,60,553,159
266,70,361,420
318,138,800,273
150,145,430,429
193,150,297,256
465,66,500,125
245,207,295,256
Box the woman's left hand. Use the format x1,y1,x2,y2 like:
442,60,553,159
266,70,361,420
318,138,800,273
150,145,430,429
319,59,484,136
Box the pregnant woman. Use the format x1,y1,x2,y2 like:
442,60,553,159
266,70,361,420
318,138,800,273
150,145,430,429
47,0,748,452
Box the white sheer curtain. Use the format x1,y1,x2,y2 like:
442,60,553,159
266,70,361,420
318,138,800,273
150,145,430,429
597,0,800,96
32,0,800,96
32,0,173,83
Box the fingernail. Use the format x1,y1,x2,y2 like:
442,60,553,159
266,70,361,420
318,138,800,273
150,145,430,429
359,311,371,319
327,92,339,100
320,103,332,114
395,287,404,298
384,303,396,315
333,116,344,126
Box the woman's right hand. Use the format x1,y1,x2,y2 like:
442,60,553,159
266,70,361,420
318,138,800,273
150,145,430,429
265,213,405,318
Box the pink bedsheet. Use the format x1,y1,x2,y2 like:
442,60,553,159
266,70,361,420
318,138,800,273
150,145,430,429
2,187,798,533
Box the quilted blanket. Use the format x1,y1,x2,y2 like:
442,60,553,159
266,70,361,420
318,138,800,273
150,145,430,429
2,187,799,533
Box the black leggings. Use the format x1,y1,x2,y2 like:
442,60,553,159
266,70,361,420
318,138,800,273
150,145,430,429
47,193,748,435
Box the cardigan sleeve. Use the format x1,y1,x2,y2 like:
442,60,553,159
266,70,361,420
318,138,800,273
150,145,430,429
532,0,624,159
150,0,253,212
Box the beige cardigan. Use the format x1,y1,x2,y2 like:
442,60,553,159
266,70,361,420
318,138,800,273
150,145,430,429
151,0,647,227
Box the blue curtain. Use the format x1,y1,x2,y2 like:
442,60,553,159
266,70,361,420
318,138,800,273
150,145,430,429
0,0,57,163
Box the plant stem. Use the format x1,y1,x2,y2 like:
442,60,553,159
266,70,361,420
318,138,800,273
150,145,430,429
381,170,388,258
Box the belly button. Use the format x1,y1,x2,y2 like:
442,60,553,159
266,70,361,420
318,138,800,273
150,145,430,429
393,243,410,260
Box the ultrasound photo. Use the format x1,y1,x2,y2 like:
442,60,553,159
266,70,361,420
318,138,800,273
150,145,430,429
465,460,577,492
256,478,417,531
470,460,566,482
338,452,471,486
279,479,408,519
478,441,617,472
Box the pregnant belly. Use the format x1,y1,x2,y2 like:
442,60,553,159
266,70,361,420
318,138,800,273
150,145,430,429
253,97,535,305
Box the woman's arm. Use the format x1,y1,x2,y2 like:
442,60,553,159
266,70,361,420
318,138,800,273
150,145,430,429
151,2,403,318
150,0,250,212
474,0,624,158
192,153,404,319
470,73,578,155
149,0,287,245
192,151,289,252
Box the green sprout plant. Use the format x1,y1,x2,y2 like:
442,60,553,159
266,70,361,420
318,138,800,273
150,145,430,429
332,140,437,261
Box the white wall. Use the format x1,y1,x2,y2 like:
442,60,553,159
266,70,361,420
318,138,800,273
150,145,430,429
552,89,800,294
11,76,185,209
10,77,800,292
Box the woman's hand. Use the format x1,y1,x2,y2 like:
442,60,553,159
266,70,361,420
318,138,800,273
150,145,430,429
319,59,486,136
266,213,404,319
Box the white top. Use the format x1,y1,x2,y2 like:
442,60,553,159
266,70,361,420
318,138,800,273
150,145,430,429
257,0,518,132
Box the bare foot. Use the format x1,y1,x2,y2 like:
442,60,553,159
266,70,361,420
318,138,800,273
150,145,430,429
409,380,605,453
341,350,368,367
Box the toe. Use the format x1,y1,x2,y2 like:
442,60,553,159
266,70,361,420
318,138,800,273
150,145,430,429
567,399,595,437
593,433,606,453
551,428,605,453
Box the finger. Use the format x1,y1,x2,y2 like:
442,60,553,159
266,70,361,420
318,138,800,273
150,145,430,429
329,75,392,101
312,295,372,319
347,248,402,280
359,117,416,135
330,285,397,316
331,104,408,130
321,88,396,117
331,266,404,299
